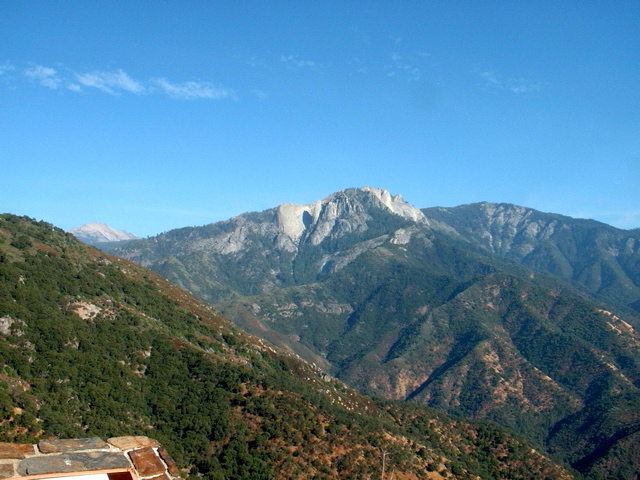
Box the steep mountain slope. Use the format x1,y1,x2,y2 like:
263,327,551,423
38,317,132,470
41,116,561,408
111,187,426,303
423,202,640,312
0,213,572,480
68,222,139,245
110,188,640,478
217,236,640,477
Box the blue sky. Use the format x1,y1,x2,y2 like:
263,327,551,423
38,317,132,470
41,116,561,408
2,1,639,236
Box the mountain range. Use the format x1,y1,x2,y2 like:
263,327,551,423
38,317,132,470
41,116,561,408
0,213,573,479
108,187,640,479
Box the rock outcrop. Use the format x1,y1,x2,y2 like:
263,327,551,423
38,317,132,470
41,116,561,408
276,187,427,248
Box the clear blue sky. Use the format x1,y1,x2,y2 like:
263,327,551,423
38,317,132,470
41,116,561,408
2,1,639,236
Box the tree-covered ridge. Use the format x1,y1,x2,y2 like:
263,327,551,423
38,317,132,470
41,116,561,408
0,214,572,479
105,188,640,479
215,229,640,478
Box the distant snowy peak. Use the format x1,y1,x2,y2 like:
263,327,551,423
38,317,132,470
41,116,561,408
68,223,139,245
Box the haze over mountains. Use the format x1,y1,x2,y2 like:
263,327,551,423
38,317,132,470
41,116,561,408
106,187,640,478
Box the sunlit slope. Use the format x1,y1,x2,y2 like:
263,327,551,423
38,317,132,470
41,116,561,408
0,213,573,479
109,188,640,478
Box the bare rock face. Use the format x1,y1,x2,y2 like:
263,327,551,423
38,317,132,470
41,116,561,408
473,203,560,256
366,186,425,223
109,187,430,304
68,223,139,245
188,187,427,257
276,202,311,249
275,186,427,249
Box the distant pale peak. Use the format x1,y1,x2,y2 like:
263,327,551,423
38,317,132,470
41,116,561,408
67,222,139,244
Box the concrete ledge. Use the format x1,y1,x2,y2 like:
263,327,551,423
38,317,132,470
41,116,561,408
0,437,181,480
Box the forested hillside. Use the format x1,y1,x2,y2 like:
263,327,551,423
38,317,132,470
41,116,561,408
215,234,640,478
0,213,572,479
108,188,640,479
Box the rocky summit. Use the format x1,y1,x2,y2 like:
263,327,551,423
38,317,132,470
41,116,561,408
276,187,427,250
109,187,430,302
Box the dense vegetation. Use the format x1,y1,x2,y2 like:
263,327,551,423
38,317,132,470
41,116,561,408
0,214,573,479
216,240,640,478
107,190,640,478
